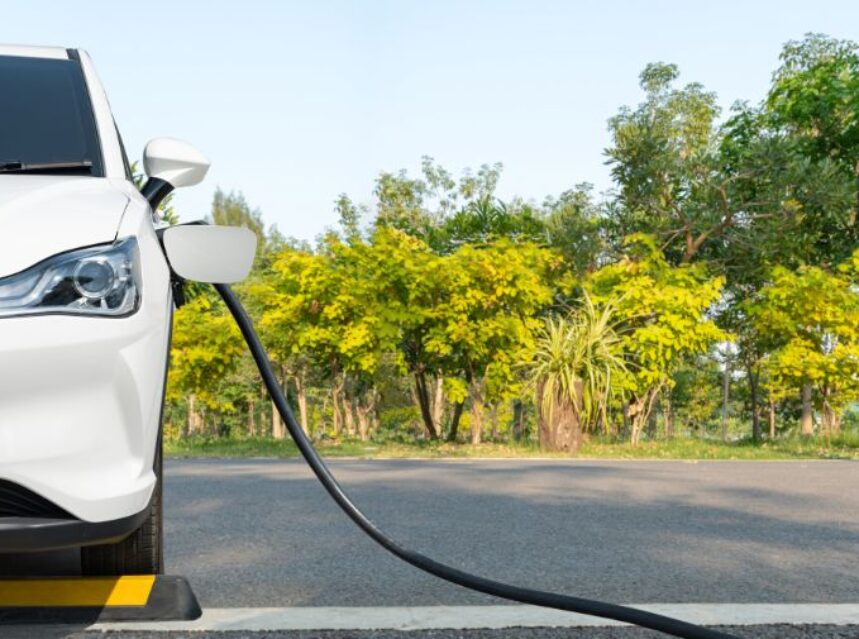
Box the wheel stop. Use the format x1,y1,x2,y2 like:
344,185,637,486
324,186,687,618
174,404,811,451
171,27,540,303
0,575,201,623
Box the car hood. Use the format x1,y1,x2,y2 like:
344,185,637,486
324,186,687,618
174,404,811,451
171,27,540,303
0,175,129,278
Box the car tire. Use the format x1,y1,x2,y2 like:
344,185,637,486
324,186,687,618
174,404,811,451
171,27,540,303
80,437,163,576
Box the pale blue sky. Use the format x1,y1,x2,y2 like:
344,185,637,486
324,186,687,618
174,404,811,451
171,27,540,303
4,1,859,240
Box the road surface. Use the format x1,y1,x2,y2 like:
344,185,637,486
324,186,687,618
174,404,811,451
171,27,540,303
164,458,859,607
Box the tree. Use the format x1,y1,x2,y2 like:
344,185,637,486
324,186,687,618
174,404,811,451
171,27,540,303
769,34,859,179
246,245,321,435
210,189,265,237
747,251,859,436
670,357,723,436
167,292,246,435
606,63,723,264
326,232,416,440
767,33,859,266
586,235,727,444
428,240,557,444
159,35,859,452
711,37,859,438
373,156,506,248
543,184,606,276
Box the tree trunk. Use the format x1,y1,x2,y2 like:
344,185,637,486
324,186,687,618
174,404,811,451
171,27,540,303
663,392,675,439
414,371,439,439
343,396,356,437
368,389,379,440
628,397,644,445
800,383,814,437
355,391,376,442
447,401,464,442
470,379,484,445
356,410,369,441
646,407,658,440
748,365,761,443
630,408,646,446
721,357,730,442
821,387,841,437
489,404,499,440
629,389,659,446
331,374,345,437
295,370,309,434
621,403,630,440
768,399,777,439
431,377,445,432
600,396,611,437
187,394,199,436
271,399,285,439
538,380,583,453
319,397,329,435
512,400,525,440
822,405,841,436
247,394,256,437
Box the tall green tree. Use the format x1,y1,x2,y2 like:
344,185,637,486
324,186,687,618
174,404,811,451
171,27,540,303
586,236,727,444
747,250,859,436
606,63,723,264
428,240,557,443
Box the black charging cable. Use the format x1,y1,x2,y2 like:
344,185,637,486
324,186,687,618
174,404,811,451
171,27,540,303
215,282,743,639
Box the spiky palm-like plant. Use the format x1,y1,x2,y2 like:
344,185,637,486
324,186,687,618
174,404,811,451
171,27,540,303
529,295,627,451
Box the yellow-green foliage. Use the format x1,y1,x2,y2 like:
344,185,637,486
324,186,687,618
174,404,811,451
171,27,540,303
748,249,859,410
586,235,728,397
426,239,558,403
167,293,245,410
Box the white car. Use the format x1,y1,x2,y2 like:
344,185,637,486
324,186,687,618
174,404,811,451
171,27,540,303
0,45,254,574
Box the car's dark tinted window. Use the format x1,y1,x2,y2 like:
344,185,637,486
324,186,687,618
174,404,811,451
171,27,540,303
0,55,104,176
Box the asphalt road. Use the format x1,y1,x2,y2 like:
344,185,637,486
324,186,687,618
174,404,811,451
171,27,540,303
160,458,859,608
4,458,859,638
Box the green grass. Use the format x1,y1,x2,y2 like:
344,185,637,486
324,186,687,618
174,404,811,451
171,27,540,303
579,435,859,460
165,434,859,460
165,436,547,459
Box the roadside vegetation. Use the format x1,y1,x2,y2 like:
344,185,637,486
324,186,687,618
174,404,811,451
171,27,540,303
162,34,859,460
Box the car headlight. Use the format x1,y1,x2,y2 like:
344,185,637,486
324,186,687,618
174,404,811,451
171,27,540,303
0,237,141,318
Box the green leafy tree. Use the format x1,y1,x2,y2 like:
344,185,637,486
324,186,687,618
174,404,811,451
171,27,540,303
543,183,606,276
747,251,859,436
428,240,557,443
586,235,727,444
606,63,723,264
246,246,322,435
769,34,859,179
167,293,245,435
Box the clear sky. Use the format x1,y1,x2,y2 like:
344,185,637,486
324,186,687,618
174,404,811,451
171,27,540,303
4,1,859,240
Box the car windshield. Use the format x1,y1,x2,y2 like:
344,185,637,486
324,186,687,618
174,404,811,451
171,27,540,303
0,55,103,176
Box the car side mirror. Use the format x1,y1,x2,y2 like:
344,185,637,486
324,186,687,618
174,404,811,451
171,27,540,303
141,138,210,211
162,225,257,284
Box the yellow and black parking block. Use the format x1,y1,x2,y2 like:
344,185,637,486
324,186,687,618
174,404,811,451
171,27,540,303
0,575,202,623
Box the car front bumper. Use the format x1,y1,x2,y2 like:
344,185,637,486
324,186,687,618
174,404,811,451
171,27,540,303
0,509,150,553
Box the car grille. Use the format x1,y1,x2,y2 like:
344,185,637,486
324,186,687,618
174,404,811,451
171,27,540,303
0,480,72,518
